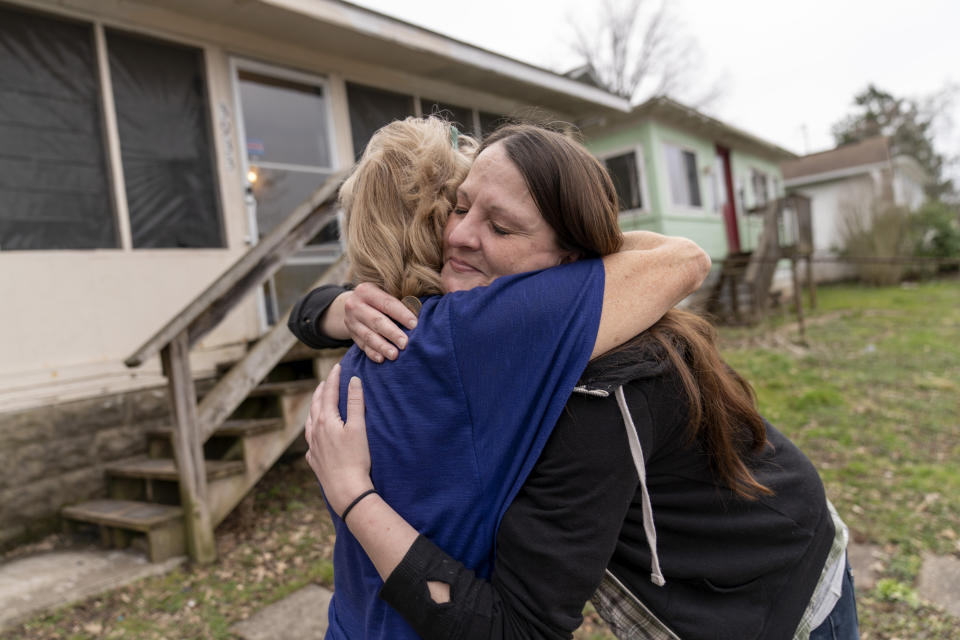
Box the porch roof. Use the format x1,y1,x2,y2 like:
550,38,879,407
631,97,799,163
145,0,631,118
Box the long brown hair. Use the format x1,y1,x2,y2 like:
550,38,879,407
477,124,773,499
478,124,623,258
593,309,773,499
483,124,770,499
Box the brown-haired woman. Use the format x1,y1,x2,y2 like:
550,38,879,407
301,118,711,640
300,122,857,639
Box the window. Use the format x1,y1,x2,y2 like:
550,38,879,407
0,4,223,251
751,169,769,208
710,167,723,215
421,99,474,135
478,111,506,137
664,143,702,208
602,150,645,212
107,30,222,248
711,152,731,216
346,82,415,159
0,5,117,250
238,70,335,239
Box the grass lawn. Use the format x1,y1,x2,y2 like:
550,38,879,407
716,279,960,639
3,279,958,639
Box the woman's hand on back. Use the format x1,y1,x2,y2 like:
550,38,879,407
305,363,374,516
342,283,418,363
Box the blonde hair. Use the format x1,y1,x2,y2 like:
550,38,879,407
339,117,477,299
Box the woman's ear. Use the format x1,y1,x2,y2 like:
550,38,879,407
558,251,581,265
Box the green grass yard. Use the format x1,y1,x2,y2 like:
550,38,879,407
718,279,960,639
3,280,959,639
722,281,959,564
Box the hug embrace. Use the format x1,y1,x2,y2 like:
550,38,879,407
289,117,860,640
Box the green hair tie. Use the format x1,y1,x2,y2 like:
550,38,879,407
450,124,459,150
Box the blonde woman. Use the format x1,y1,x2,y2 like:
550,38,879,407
299,117,709,639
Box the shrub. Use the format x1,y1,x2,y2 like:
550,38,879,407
839,198,914,285
912,200,960,268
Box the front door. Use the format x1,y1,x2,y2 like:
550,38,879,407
234,61,340,327
715,145,740,254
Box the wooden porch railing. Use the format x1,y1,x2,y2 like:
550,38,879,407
125,169,349,563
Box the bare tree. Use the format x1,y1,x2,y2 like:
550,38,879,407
569,0,719,107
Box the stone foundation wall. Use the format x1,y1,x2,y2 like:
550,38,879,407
0,381,210,551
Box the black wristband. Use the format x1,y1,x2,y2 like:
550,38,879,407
340,488,378,523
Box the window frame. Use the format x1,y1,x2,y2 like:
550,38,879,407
662,141,704,212
0,6,120,251
107,27,225,250
0,4,226,253
598,145,651,217
230,57,340,247
751,168,770,209
230,57,343,332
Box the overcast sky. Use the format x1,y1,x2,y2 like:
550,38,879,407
349,0,959,162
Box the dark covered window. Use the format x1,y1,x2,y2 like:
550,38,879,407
604,151,644,211
346,82,414,159
0,5,117,250
751,169,770,208
107,30,222,248
478,111,506,137
420,98,473,135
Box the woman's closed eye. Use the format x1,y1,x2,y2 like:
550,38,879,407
453,205,469,215
490,221,510,236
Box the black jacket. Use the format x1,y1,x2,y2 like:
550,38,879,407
289,286,835,640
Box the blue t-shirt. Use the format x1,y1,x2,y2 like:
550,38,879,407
325,258,605,640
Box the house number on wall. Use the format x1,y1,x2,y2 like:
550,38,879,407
218,101,237,173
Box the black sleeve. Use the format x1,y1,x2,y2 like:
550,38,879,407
286,283,354,349
379,393,640,639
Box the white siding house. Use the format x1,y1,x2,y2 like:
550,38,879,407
782,136,929,282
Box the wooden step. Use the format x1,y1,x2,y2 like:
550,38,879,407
62,499,186,562
148,418,284,439
106,458,245,481
283,341,344,362
247,378,318,397
63,499,182,531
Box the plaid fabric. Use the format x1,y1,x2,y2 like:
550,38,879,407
591,500,850,640
591,570,681,640
793,500,850,640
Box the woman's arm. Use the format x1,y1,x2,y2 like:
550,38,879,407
305,364,422,585
287,284,355,349
593,231,710,358
305,365,641,639
294,283,418,362
316,231,710,362
381,391,639,639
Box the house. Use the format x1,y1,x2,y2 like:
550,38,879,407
0,0,801,555
584,97,799,262
782,136,929,282
0,0,631,552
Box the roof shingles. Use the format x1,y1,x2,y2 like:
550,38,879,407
782,136,891,180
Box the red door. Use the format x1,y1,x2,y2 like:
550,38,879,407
716,145,741,254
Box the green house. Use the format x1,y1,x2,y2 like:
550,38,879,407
584,97,799,261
